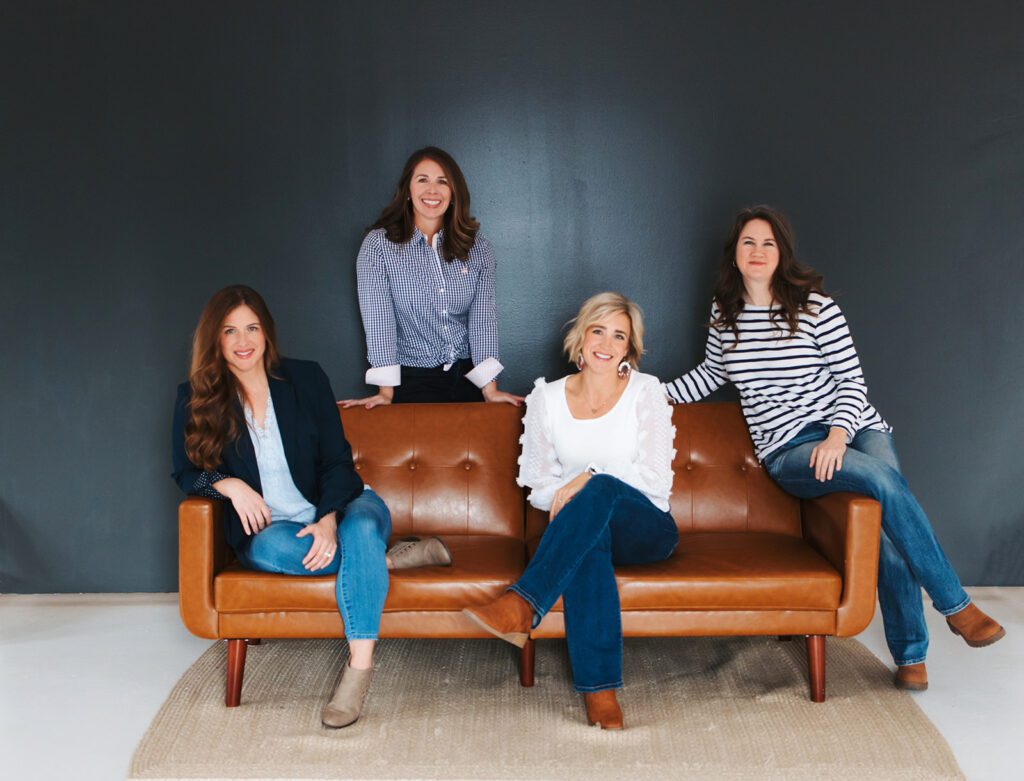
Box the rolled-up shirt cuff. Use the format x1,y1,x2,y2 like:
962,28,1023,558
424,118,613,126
365,364,401,387
465,357,503,388
192,470,229,500
829,419,857,443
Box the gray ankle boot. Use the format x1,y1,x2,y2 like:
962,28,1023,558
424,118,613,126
386,536,452,569
321,663,374,729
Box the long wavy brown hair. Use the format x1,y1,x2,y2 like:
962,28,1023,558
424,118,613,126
370,146,480,261
184,285,281,471
711,205,826,346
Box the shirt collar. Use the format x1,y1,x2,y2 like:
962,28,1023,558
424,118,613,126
412,226,445,249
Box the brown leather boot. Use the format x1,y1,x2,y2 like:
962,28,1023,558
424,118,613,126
894,663,928,691
462,591,533,648
946,603,1006,648
584,690,624,730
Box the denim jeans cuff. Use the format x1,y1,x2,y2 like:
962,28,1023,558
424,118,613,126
344,633,380,641
574,680,623,693
895,655,927,666
938,595,972,617
507,584,545,629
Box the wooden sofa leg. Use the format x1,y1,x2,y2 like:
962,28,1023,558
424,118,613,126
519,638,536,687
806,635,825,703
226,639,247,707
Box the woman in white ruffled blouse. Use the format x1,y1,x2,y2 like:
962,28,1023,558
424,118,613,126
463,292,679,730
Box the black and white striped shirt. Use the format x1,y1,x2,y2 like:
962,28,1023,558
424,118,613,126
664,293,890,461
356,227,503,388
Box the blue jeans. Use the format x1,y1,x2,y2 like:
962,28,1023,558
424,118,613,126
763,424,970,666
234,488,392,640
510,474,679,692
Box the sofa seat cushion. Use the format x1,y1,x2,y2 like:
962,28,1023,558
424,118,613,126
215,535,525,614
542,532,842,612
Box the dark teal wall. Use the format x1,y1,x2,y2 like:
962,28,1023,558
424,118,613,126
2,1,1022,591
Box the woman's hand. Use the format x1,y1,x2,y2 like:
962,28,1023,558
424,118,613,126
340,386,394,410
214,477,271,536
482,381,524,406
549,472,592,520
809,428,848,482
296,512,338,571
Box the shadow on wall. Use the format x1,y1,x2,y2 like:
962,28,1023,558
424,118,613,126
0,499,50,592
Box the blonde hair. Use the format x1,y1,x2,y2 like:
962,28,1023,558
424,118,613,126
563,292,645,369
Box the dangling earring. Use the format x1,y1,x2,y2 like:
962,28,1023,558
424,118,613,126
576,352,585,370
617,360,631,378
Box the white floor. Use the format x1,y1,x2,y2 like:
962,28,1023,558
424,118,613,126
0,588,1021,781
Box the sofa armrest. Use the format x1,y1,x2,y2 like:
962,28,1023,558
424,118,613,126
525,505,549,558
178,497,228,639
800,493,881,637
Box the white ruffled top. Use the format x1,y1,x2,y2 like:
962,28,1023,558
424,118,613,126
516,371,676,512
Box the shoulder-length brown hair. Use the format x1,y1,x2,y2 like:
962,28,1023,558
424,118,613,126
184,285,281,471
370,146,480,261
711,205,825,343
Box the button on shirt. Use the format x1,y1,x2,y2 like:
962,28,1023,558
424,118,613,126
356,227,503,388
245,394,317,524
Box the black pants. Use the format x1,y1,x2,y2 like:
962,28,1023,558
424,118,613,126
392,359,485,404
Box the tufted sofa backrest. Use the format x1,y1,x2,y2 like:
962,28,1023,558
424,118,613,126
670,403,801,536
341,401,800,540
339,402,525,538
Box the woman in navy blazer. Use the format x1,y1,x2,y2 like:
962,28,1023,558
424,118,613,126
172,285,413,728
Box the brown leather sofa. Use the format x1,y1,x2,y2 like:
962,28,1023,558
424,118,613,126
178,401,881,706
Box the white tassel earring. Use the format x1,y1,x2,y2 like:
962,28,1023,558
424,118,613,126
617,361,631,378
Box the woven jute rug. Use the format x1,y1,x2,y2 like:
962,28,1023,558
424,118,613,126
130,636,963,781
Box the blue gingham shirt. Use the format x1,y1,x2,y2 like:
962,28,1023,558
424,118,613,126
356,227,503,387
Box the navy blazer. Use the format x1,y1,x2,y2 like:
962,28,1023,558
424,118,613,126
171,358,364,552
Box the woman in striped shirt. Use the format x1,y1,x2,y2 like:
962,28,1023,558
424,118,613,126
342,147,522,408
665,205,1004,690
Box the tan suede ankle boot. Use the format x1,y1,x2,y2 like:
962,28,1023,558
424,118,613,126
321,663,373,729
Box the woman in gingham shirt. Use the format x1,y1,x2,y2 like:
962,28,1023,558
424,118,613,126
342,147,522,408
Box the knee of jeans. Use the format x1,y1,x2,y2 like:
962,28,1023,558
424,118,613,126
340,511,387,546
870,464,910,501
243,532,291,569
587,472,626,499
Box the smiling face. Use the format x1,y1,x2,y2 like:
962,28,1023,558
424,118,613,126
408,158,452,235
581,311,632,375
735,218,780,288
219,304,266,377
